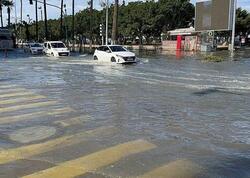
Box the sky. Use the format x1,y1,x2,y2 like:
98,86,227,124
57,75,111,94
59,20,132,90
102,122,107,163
1,0,250,25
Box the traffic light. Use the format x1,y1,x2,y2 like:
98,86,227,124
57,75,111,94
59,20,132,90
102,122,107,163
100,24,103,37
29,0,33,5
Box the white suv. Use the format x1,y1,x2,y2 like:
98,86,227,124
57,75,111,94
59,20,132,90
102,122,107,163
93,45,136,64
43,41,70,57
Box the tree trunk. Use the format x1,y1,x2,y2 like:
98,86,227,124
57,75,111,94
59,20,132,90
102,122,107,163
44,0,48,40
111,0,118,44
7,6,10,26
60,0,63,39
0,5,3,27
72,0,75,51
89,0,93,52
35,0,38,41
20,0,22,22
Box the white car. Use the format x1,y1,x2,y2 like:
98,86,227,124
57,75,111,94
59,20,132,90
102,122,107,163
43,41,70,57
24,43,44,54
93,45,137,64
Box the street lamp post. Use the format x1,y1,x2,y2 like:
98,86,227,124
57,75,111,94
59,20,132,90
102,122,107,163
38,6,43,21
27,14,31,24
64,4,68,44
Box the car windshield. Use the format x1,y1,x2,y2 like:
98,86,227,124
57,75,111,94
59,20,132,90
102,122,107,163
109,46,127,52
31,44,42,47
51,43,65,48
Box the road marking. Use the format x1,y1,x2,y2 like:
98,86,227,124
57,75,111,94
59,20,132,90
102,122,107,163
0,88,26,94
0,107,74,124
22,139,156,178
54,115,91,127
0,91,35,99
0,101,57,113
0,126,117,165
140,160,204,178
0,85,17,89
0,95,46,106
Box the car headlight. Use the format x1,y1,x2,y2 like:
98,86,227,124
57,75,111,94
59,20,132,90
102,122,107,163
116,55,124,59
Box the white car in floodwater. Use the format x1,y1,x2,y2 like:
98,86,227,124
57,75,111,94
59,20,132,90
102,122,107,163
43,41,70,57
24,43,44,54
93,45,137,64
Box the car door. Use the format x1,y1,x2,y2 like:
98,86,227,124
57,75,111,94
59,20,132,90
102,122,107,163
103,46,112,62
43,43,48,54
97,46,106,61
47,43,53,55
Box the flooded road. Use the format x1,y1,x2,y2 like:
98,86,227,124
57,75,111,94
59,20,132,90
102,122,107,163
0,50,250,178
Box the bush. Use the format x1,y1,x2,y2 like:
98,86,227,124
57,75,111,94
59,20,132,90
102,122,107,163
202,55,224,62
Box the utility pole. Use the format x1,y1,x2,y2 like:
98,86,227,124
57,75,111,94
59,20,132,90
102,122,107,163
231,0,237,53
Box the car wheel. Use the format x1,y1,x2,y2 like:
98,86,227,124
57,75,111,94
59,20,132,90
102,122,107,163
111,57,116,62
94,56,98,60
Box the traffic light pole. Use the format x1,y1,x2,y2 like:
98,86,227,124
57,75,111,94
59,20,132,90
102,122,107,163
31,0,63,10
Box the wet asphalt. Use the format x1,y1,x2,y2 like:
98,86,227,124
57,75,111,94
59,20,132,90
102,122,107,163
0,49,250,178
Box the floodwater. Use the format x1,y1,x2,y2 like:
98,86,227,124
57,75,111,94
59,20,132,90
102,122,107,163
0,49,250,178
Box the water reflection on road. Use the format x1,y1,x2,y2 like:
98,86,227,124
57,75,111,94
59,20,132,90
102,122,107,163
0,49,250,178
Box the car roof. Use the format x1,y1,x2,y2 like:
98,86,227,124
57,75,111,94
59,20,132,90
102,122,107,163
45,41,64,43
100,45,122,47
29,43,41,45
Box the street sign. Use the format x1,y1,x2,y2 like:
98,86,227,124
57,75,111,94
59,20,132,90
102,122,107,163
195,0,235,31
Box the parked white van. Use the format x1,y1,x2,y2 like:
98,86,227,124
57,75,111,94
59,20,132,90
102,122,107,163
43,41,70,57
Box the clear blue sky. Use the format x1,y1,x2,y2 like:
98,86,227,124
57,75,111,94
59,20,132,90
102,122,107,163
2,0,250,25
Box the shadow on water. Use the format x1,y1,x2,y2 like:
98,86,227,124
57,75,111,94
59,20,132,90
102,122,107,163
0,78,16,82
193,87,242,96
207,156,250,178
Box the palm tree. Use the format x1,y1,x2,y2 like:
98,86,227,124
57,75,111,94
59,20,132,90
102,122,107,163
2,0,13,27
111,0,118,44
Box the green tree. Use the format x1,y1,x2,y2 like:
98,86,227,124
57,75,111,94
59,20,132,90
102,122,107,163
158,0,194,31
236,8,250,35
